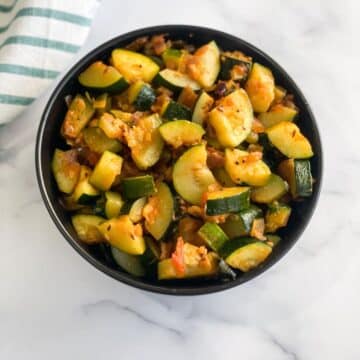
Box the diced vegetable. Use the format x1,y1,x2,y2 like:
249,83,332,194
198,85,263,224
162,48,186,70
251,174,288,204
71,214,105,244
72,166,100,205
224,148,271,186
128,81,156,111
192,91,214,125
245,63,275,112
129,197,147,223
52,149,81,194
266,121,313,159
111,49,160,82
278,159,313,198
153,68,200,92
266,234,281,247
212,167,236,187
89,151,123,191
111,246,145,277
209,89,253,147
161,99,192,120
78,61,129,92
104,191,124,219
265,202,291,233
205,187,250,216
143,182,174,240
159,120,205,148
99,215,145,255
83,127,122,154
93,93,111,114
98,112,128,139
198,222,229,252
173,144,217,205
121,175,156,199
219,51,252,82
274,86,286,103
258,104,298,128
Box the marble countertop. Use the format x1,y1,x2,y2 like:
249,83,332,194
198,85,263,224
1,0,358,358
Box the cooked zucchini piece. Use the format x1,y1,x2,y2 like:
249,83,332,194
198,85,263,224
220,205,262,238
111,49,160,83
266,121,313,159
251,174,288,204
219,51,252,82
278,159,313,198
99,215,145,255
161,99,192,120
274,86,286,103
128,81,156,111
212,167,236,187
129,197,147,223
209,89,253,147
72,166,100,205
162,48,186,70
93,93,111,114
71,214,105,244
52,149,81,194
62,94,95,139
143,182,174,240
83,127,122,154
111,246,145,277
187,41,220,88
78,61,129,93
258,104,298,128
126,113,164,169
198,222,229,252
110,110,133,123
159,120,205,148
173,144,218,205
89,151,123,191
224,148,271,186
153,68,200,93
245,63,275,112
265,202,291,233
205,187,250,216
192,91,214,125
158,243,219,280
220,237,272,272
121,175,156,199
104,191,124,219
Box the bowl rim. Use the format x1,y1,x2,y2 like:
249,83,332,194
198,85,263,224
35,24,323,296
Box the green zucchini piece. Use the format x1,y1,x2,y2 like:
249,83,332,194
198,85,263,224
224,148,271,186
198,222,229,252
128,81,156,111
219,51,252,82
99,215,145,255
111,246,146,277
266,121,313,159
258,104,298,128
251,174,288,204
192,91,214,125
220,237,272,272
72,166,101,205
220,205,262,238
161,99,192,120
129,197,147,223
83,127,122,154
218,259,237,279
213,167,236,187
205,187,250,216
278,159,313,198
121,175,156,199
104,191,124,219
159,120,205,148
127,113,164,169
265,202,291,233
143,182,174,240
111,49,160,82
93,93,111,114
209,89,253,147
71,214,105,244
245,63,275,112
153,68,200,93
274,86,286,103
89,151,123,191
78,61,129,93
62,94,95,139
161,48,185,69
52,149,81,194
187,41,220,88
173,144,217,205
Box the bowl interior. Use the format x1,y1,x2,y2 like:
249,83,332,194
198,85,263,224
36,25,322,295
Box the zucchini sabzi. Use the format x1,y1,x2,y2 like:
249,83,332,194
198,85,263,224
51,34,315,281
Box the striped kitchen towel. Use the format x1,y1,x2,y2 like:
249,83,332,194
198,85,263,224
0,0,100,124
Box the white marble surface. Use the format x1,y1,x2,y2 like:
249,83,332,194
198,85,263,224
1,0,359,358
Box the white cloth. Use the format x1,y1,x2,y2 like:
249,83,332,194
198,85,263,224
0,0,99,124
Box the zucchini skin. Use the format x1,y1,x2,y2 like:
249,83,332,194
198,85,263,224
162,100,191,120
198,222,229,252
121,175,156,199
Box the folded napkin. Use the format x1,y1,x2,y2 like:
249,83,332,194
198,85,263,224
0,0,99,124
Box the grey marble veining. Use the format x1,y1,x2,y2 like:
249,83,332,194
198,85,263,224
1,0,359,358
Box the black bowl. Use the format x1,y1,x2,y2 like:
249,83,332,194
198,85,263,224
35,25,323,295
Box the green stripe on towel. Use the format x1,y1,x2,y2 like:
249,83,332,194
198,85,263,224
0,64,59,78
0,35,80,53
0,0,18,12
0,7,92,32
0,94,35,106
